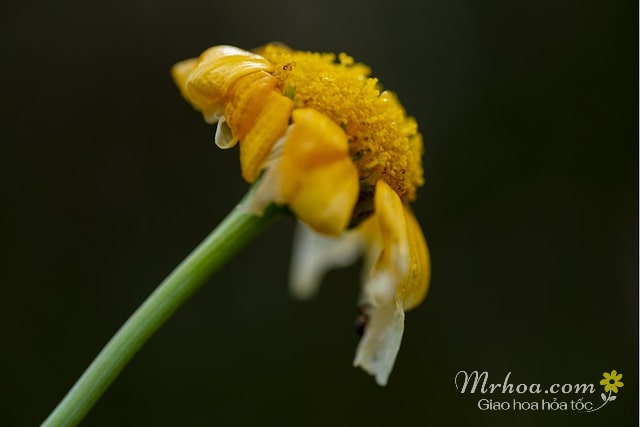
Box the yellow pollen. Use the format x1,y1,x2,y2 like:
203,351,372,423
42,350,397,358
256,44,424,201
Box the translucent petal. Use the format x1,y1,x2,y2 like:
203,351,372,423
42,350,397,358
352,181,429,384
353,299,405,386
214,117,236,148
289,222,363,300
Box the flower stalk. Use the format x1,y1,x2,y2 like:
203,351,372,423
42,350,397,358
42,190,285,427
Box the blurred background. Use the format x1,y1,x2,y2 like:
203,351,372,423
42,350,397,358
0,0,637,426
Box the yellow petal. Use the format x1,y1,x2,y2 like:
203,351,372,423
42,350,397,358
182,46,274,121
397,206,430,310
284,108,351,168
277,108,359,235
171,58,198,102
372,180,408,281
239,92,294,182
288,158,359,235
355,181,429,310
224,71,278,141
359,181,408,307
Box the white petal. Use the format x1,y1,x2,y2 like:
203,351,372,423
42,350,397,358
214,116,237,148
365,270,396,307
353,299,405,386
289,222,363,300
203,109,223,125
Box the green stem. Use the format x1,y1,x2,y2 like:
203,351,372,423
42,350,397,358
42,192,285,427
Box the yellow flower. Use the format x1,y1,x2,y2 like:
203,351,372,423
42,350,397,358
172,44,430,385
600,370,624,393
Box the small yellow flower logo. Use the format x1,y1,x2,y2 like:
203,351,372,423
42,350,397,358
600,370,624,393
584,369,624,412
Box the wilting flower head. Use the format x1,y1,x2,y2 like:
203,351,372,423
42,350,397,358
172,44,430,385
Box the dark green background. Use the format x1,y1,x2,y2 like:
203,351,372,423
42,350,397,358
1,1,637,426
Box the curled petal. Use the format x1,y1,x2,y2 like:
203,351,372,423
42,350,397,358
353,299,405,386
239,92,294,182
187,46,273,108
366,180,408,306
248,108,359,235
214,117,235,149
373,180,409,278
353,180,430,384
172,45,274,124
171,58,198,102
397,206,430,310
281,110,358,235
287,160,359,235
281,108,353,168
224,71,278,142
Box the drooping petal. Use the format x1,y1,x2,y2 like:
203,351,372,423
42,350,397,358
397,206,431,310
286,160,359,235
214,117,235,149
186,46,273,108
247,108,359,235
353,299,405,386
173,45,275,125
279,109,358,235
239,92,294,182
366,180,409,306
224,71,278,142
353,180,430,384
171,58,198,102
289,222,364,300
